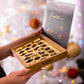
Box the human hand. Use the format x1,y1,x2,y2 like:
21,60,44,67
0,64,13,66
2,69,41,84
24,27,43,40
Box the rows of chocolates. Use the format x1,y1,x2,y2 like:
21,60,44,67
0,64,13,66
15,37,60,65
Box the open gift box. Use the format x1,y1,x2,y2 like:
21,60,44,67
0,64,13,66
11,0,75,73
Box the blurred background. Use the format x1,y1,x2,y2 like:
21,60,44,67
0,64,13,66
0,0,84,84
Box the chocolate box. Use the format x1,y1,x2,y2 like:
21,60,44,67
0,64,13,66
11,0,75,73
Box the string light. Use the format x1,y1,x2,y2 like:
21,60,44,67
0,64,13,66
65,76,68,80
54,73,58,76
57,68,61,71
61,67,66,73
34,11,38,15
43,75,46,78
71,80,75,83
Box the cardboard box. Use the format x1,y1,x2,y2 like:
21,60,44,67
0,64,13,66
11,0,75,73
11,34,68,73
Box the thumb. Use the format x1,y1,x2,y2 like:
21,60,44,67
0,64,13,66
17,69,30,76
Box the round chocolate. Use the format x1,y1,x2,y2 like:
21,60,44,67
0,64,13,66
26,44,31,47
34,46,39,50
42,54,49,57
27,59,33,63
19,51,24,54
34,56,40,60
17,49,22,51
31,54,38,57
27,50,33,53
45,47,50,51
38,42,43,45
21,53,26,56
38,48,44,51
25,57,30,60
25,53,33,56
41,44,47,47
25,48,30,50
39,51,45,54
48,49,55,53
35,39,40,43
32,44,36,47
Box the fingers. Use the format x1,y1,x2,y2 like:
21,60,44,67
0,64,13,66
17,69,30,76
31,27,43,36
29,27,42,37
25,69,42,81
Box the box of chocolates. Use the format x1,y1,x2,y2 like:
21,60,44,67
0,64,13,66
11,0,75,73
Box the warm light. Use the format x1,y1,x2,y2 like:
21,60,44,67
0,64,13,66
61,67,66,73
34,11,38,15
57,68,61,71
5,25,10,33
54,73,58,76
43,75,46,78
65,77,68,80
71,80,75,83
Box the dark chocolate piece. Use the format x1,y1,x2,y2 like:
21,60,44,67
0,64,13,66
26,44,31,47
51,53,56,56
19,51,24,54
25,53,33,56
38,42,43,45
35,39,40,43
17,49,22,51
42,54,49,57
34,56,40,60
32,44,36,47
45,47,50,51
25,57,30,60
34,46,39,50
48,49,55,53
39,51,45,54
21,53,26,56
27,50,33,53
38,48,44,51
27,59,33,63
31,54,38,57
25,48,30,50
41,44,47,47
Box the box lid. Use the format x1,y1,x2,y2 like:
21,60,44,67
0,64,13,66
43,0,75,49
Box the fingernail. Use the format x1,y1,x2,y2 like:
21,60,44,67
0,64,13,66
25,69,30,73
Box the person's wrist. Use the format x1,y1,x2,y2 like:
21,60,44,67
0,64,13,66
0,76,9,84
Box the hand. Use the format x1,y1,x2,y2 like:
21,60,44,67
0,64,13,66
24,27,43,40
1,69,41,84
